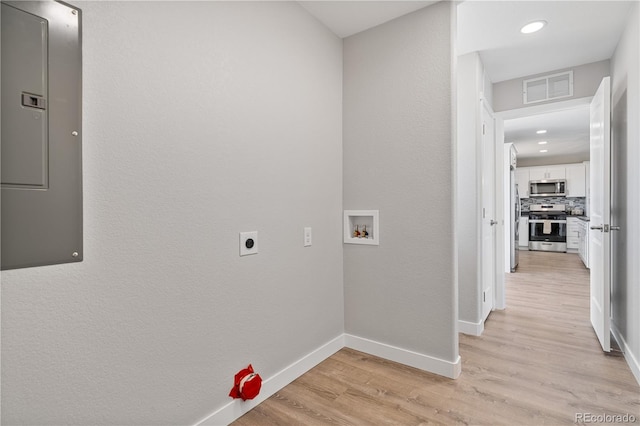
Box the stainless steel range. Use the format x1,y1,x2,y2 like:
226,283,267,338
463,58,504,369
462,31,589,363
528,204,567,252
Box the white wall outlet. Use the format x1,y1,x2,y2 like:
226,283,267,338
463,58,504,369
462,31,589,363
304,227,312,247
240,231,258,256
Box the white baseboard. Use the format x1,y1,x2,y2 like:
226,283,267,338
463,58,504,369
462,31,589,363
195,333,462,425
611,324,640,386
458,319,484,336
195,334,345,426
344,334,461,379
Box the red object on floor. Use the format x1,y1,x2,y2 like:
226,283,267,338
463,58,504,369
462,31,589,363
229,364,262,401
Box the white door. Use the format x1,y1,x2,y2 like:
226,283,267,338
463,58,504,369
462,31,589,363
589,77,611,352
481,101,496,321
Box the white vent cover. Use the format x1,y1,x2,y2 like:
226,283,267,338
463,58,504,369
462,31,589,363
523,71,573,104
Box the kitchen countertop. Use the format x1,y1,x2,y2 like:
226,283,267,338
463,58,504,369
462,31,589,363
520,212,589,221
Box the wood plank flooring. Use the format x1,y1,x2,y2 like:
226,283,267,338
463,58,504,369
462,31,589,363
233,251,640,425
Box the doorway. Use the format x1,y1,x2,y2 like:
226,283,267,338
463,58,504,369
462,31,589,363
498,98,592,281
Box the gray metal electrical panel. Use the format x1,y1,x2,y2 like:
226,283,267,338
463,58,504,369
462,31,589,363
1,1,82,270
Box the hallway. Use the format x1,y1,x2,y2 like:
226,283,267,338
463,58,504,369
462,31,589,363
233,251,640,425
462,250,639,423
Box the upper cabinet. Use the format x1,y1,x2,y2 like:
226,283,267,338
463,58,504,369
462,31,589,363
518,162,586,198
565,163,586,197
515,168,530,198
529,165,566,180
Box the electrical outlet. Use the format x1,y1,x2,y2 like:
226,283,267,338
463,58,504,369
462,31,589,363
240,231,258,256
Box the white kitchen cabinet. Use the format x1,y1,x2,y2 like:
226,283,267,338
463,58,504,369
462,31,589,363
529,165,566,180
518,217,529,248
528,167,545,181
565,163,586,197
547,166,566,180
520,163,587,198
567,217,580,250
578,220,589,268
516,168,530,198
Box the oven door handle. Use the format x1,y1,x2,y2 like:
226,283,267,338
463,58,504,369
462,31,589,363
529,220,567,224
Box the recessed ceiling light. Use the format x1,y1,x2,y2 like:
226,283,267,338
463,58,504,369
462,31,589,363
538,141,548,145
521,21,547,34
536,130,547,134
539,149,548,153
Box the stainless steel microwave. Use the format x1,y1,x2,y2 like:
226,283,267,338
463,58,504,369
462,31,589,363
529,179,566,197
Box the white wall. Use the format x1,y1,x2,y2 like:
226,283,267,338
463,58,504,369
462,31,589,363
343,2,459,370
493,60,610,112
456,52,482,331
610,2,640,384
1,2,344,424
456,52,495,333
482,64,494,108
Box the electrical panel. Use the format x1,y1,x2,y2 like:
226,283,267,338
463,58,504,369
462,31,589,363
1,1,83,270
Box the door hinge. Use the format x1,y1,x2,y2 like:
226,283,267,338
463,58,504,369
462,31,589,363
482,124,486,135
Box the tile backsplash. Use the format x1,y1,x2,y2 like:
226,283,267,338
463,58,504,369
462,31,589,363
521,197,586,214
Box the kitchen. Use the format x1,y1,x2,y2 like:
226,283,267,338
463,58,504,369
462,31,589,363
505,106,591,271
517,162,590,264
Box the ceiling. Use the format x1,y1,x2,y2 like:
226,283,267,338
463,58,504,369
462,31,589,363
299,0,635,164
504,106,591,166
455,1,632,164
300,1,633,76
298,1,437,39
456,0,634,83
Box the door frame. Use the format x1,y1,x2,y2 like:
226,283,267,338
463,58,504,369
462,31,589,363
481,98,497,319
494,96,593,309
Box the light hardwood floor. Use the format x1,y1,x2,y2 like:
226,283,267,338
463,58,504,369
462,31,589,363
233,250,640,425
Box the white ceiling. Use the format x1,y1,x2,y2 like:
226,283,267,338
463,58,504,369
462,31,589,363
457,0,634,83
504,106,591,165
300,1,633,78
458,0,632,165
298,1,437,39
299,0,635,164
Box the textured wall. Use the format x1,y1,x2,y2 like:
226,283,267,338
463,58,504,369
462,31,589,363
343,2,458,362
1,2,344,424
493,60,611,112
456,52,486,327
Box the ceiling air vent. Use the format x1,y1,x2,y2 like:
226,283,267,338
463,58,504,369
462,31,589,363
523,70,573,104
